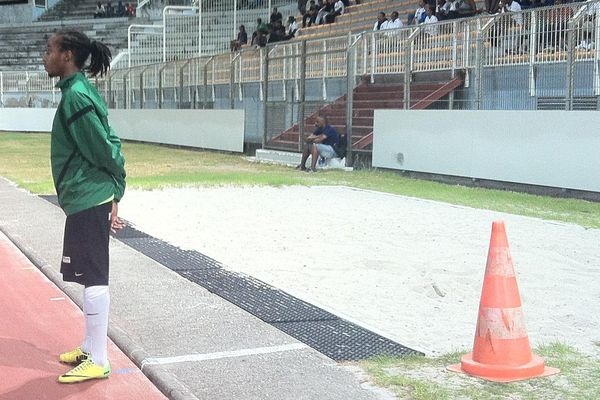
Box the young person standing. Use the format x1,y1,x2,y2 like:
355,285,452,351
43,30,126,384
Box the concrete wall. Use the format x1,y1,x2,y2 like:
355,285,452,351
0,108,245,152
372,110,600,192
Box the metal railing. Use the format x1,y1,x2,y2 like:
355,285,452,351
126,0,297,67
3,0,599,150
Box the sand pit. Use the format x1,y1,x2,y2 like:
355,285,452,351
120,186,600,356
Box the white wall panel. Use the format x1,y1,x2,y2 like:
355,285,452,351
373,110,600,192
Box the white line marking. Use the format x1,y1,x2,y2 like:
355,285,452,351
50,297,65,301
21,267,35,270
141,343,307,369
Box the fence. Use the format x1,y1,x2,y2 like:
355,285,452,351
2,0,599,160
127,0,298,66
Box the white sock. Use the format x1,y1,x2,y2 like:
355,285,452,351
83,285,110,367
81,296,91,353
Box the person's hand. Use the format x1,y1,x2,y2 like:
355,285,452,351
110,200,125,234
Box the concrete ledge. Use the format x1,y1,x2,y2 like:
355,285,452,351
254,149,353,171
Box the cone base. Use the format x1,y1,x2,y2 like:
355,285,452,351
447,353,560,382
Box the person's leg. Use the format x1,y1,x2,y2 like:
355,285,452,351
299,142,310,170
83,285,110,367
310,144,319,170
58,202,112,383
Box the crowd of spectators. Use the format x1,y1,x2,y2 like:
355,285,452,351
300,0,349,27
231,7,301,50
94,0,135,18
228,0,596,49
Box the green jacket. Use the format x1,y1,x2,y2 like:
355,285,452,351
51,72,126,216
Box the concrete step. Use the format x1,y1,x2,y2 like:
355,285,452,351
254,149,351,170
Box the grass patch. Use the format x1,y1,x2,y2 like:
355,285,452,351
361,343,600,400
1,131,599,228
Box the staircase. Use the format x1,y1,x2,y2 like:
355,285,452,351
269,75,464,151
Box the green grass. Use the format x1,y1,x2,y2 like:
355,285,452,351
1,131,599,228
360,343,600,400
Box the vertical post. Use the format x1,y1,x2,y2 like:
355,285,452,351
158,67,163,109
475,19,493,110
528,11,537,97
163,11,167,62
322,40,327,100
198,2,202,57
139,68,145,109
123,72,128,109
179,60,190,109
595,6,600,96
298,40,307,152
565,18,576,110
230,53,237,109
449,21,458,109
262,47,270,149
0,72,3,107
345,33,356,168
233,0,237,40
370,33,376,83
404,29,420,110
127,25,132,69
203,58,210,108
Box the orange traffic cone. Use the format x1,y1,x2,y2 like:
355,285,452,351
448,221,559,382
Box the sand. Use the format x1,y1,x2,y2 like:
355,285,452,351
119,186,600,356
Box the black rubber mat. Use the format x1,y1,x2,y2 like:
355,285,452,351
41,195,422,361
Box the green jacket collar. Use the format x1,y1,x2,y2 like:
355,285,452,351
55,72,85,91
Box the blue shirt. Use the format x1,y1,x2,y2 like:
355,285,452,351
314,124,339,147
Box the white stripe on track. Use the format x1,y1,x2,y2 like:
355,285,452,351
141,343,307,369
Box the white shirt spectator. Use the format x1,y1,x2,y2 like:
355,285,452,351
414,6,426,23
288,20,298,35
334,0,345,14
373,20,385,30
382,18,403,30
501,0,522,26
424,14,438,35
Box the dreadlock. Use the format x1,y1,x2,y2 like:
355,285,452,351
55,30,112,77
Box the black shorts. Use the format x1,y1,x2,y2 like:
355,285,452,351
61,202,112,287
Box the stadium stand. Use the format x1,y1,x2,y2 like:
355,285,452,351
0,18,136,71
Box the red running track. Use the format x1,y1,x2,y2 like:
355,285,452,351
0,234,167,400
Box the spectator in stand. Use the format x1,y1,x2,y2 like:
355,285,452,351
315,0,334,25
252,30,268,47
382,11,403,29
105,1,114,17
326,0,345,23
252,18,263,43
500,0,522,26
297,116,340,172
437,0,458,20
94,2,105,18
423,4,439,35
298,0,307,16
408,0,427,24
116,0,126,17
270,7,283,24
268,20,286,43
230,25,248,51
456,0,477,18
286,16,299,39
303,0,318,27
373,11,388,30
126,2,135,16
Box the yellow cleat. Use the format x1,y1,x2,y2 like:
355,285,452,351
59,347,90,364
58,359,111,384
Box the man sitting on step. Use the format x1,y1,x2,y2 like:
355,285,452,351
297,115,340,172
